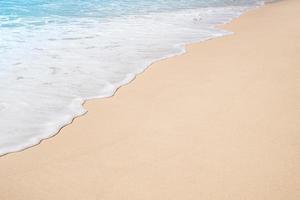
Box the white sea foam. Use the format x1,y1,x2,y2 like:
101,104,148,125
0,4,262,155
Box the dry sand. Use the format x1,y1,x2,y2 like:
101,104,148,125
1,0,299,199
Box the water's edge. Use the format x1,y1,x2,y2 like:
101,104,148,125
1,2,267,157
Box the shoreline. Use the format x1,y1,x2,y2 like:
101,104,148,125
1,0,300,199
0,5,255,157
0,4,259,157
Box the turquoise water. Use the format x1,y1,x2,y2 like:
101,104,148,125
1,1,261,17
0,0,264,155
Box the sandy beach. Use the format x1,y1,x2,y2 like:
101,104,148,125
1,0,299,199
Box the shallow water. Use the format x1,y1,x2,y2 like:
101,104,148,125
0,0,265,155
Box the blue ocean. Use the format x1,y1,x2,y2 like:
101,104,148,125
0,0,265,155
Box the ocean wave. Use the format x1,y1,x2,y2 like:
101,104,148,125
0,0,264,155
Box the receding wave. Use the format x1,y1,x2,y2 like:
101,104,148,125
0,0,265,155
